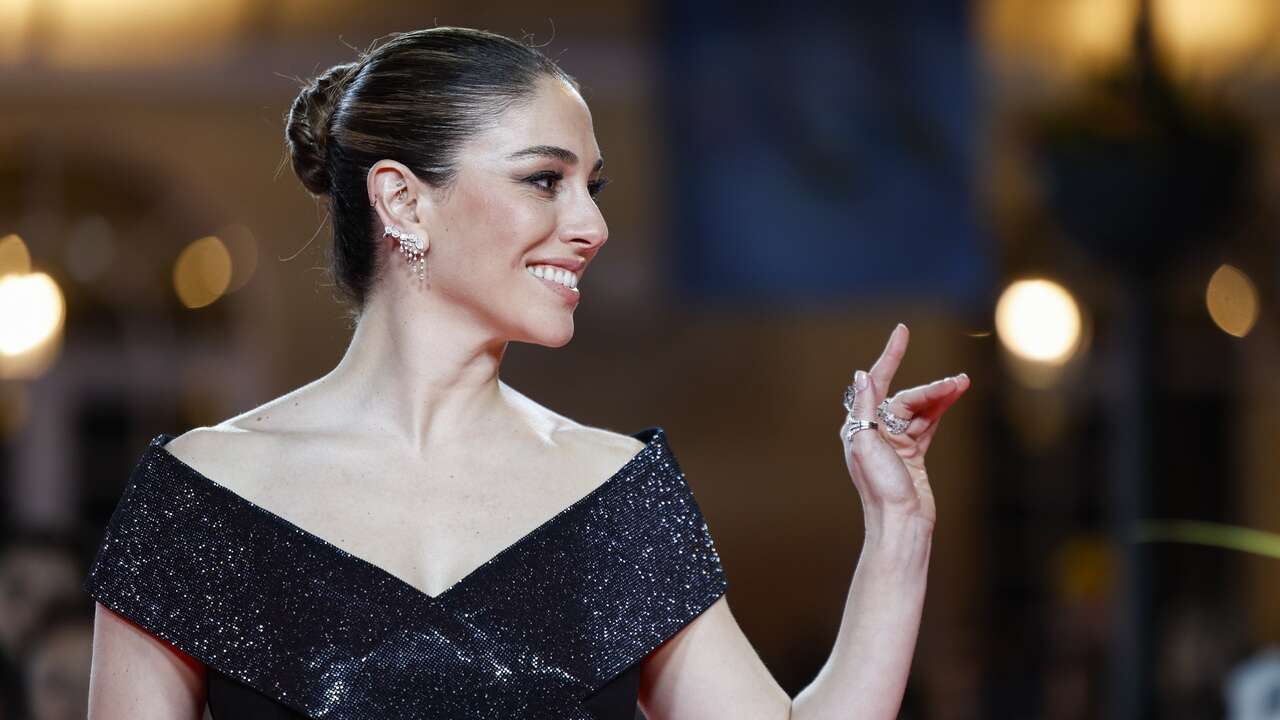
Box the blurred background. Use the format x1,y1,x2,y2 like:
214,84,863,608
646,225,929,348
1,0,1278,718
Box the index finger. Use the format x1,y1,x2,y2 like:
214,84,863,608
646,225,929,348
868,323,909,393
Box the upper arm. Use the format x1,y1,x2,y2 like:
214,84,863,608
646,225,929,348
639,595,791,720
88,601,206,719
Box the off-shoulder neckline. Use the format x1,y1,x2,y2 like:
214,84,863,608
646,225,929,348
146,426,667,604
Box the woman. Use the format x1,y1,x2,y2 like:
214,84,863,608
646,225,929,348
83,26,969,720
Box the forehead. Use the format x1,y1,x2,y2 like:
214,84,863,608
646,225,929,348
468,76,600,162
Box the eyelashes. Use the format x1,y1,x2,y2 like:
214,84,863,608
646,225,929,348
588,176,611,197
525,170,611,199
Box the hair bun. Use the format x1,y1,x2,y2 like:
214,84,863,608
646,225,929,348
285,61,362,196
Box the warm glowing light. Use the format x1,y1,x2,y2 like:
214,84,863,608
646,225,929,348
1057,0,1139,68
40,0,246,68
981,0,1280,84
173,236,232,309
1155,0,1277,77
1205,263,1258,338
0,272,65,356
995,278,1083,364
0,0,35,63
0,234,31,277
980,0,1138,81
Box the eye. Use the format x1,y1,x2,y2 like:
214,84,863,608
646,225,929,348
525,171,611,200
526,171,563,193
588,175,611,199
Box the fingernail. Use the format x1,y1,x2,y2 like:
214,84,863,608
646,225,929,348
855,370,868,389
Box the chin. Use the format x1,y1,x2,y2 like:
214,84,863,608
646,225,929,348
541,324,575,348
517,316,575,348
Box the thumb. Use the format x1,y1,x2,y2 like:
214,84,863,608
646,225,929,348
850,369,880,425
843,369,883,448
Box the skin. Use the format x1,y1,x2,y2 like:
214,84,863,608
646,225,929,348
87,74,969,719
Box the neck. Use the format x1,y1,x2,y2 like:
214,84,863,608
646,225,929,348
317,284,513,454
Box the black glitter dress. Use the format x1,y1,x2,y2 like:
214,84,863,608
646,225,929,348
83,426,727,720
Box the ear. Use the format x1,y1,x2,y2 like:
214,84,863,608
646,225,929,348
368,160,430,251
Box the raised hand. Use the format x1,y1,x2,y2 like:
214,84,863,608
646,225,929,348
840,323,970,529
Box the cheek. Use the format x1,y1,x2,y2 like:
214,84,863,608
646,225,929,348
447,190,557,271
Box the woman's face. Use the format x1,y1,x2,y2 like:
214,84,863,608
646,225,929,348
416,75,609,348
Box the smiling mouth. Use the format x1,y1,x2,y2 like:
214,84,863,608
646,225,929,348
525,265,581,306
525,264,580,292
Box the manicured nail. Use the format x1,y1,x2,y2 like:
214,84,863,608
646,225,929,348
855,370,868,389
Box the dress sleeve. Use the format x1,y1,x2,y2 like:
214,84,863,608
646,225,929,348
598,425,730,651
82,436,188,634
81,436,412,719
459,425,730,701
79,437,291,669
619,424,728,631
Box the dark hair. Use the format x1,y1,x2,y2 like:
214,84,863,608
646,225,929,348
284,27,579,317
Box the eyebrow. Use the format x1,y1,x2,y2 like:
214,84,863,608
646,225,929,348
506,145,605,172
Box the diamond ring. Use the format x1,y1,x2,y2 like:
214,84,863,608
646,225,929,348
844,419,878,441
875,399,911,435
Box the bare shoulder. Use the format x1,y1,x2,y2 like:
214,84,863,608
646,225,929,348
501,381,649,467
159,380,323,488
159,424,275,495
566,423,649,455
161,425,226,467
547,421,650,486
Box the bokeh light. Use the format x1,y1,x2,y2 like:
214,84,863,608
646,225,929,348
0,234,32,277
1155,0,1278,78
0,272,65,356
995,277,1084,365
25,0,247,68
1204,263,1258,338
981,0,1138,82
173,235,233,309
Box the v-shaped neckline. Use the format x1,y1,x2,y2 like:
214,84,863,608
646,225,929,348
147,426,665,605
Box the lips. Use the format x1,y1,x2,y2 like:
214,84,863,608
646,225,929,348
531,271,580,305
526,257,585,272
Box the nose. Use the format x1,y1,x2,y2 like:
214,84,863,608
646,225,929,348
560,191,608,250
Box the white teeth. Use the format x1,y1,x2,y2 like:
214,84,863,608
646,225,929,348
526,264,579,290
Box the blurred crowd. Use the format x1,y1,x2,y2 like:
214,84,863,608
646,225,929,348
0,532,92,720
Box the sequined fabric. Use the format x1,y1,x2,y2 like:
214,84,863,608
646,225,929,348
83,426,727,719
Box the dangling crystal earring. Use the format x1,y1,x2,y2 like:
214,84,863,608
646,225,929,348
384,225,426,280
